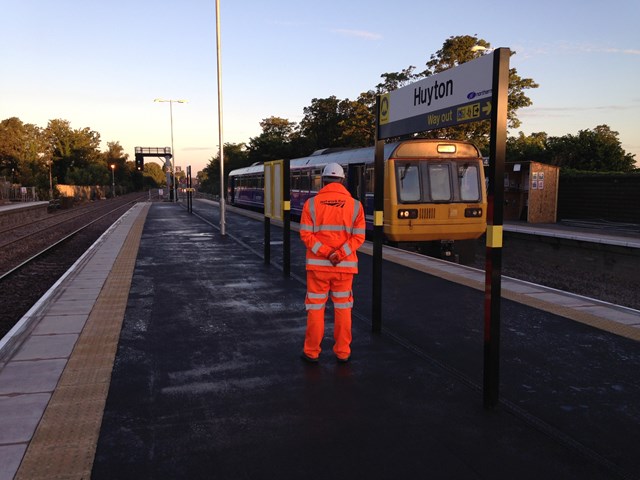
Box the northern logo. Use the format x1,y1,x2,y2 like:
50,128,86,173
321,200,346,208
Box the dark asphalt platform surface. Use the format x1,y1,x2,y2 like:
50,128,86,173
92,202,640,480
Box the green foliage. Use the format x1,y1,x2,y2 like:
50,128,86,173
507,126,635,173
0,117,145,193
66,163,110,185
247,117,300,164
141,161,167,188
0,117,48,187
545,125,636,172
201,143,250,195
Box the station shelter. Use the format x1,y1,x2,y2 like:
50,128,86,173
503,161,560,223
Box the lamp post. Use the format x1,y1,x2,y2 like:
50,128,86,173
38,153,53,200
110,164,116,198
48,160,53,200
154,98,188,202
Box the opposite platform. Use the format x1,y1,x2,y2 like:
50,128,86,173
0,202,150,480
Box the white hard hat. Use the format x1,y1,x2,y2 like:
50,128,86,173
322,163,345,179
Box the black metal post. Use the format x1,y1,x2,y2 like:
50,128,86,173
264,216,271,265
372,96,385,334
483,48,510,410
187,166,192,213
283,160,291,277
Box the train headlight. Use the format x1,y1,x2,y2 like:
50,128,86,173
397,209,418,219
464,207,483,217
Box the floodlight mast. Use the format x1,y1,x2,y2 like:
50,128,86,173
154,98,188,201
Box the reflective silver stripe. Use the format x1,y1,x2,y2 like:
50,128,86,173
352,228,366,234
331,290,351,298
307,292,328,299
309,197,316,230
300,224,314,231
305,303,325,311
342,243,352,256
350,202,360,232
312,241,322,254
307,258,358,268
307,258,333,267
336,261,357,268
334,301,354,309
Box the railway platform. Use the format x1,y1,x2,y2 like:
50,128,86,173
1,201,639,480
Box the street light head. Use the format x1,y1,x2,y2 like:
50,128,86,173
154,98,188,104
110,164,115,170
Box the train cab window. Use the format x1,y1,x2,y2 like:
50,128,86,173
396,163,421,202
427,164,452,201
458,163,480,201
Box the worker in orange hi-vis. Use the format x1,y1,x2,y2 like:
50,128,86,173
299,162,366,364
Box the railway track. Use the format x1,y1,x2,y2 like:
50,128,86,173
0,194,146,339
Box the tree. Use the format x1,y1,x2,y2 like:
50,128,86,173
247,117,298,164
337,96,375,147
507,132,548,163
378,35,539,153
45,119,102,184
299,96,344,149
546,125,635,172
201,143,249,195
0,117,47,186
103,141,131,188
142,161,167,188
375,66,419,93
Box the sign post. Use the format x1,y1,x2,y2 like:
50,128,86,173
264,160,289,274
375,48,510,409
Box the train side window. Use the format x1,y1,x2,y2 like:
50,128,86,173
365,166,374,193
300,172,310,191
291,171,299,190
427,164,452,201
312,172,322,192
396,163,421,202
458,164,480,201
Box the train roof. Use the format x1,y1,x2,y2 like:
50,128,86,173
227,139,481,176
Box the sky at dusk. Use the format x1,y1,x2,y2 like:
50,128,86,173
2,0,639,174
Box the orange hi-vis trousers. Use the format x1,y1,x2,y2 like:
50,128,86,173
303,270,354,360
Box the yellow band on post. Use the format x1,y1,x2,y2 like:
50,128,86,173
283,200,290,211
486,225,503,248
374,211,384,226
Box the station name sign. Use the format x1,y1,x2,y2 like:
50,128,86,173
378,52,495,139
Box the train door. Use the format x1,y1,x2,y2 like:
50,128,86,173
227,175,235,204
347,163,366,203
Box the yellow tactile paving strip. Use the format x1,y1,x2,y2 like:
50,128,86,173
15,204,149,480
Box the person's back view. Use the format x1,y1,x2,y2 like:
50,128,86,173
299,163,366,363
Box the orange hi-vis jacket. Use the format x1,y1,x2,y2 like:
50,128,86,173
300,182,366,274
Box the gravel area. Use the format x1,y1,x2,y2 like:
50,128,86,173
471,233,640,310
